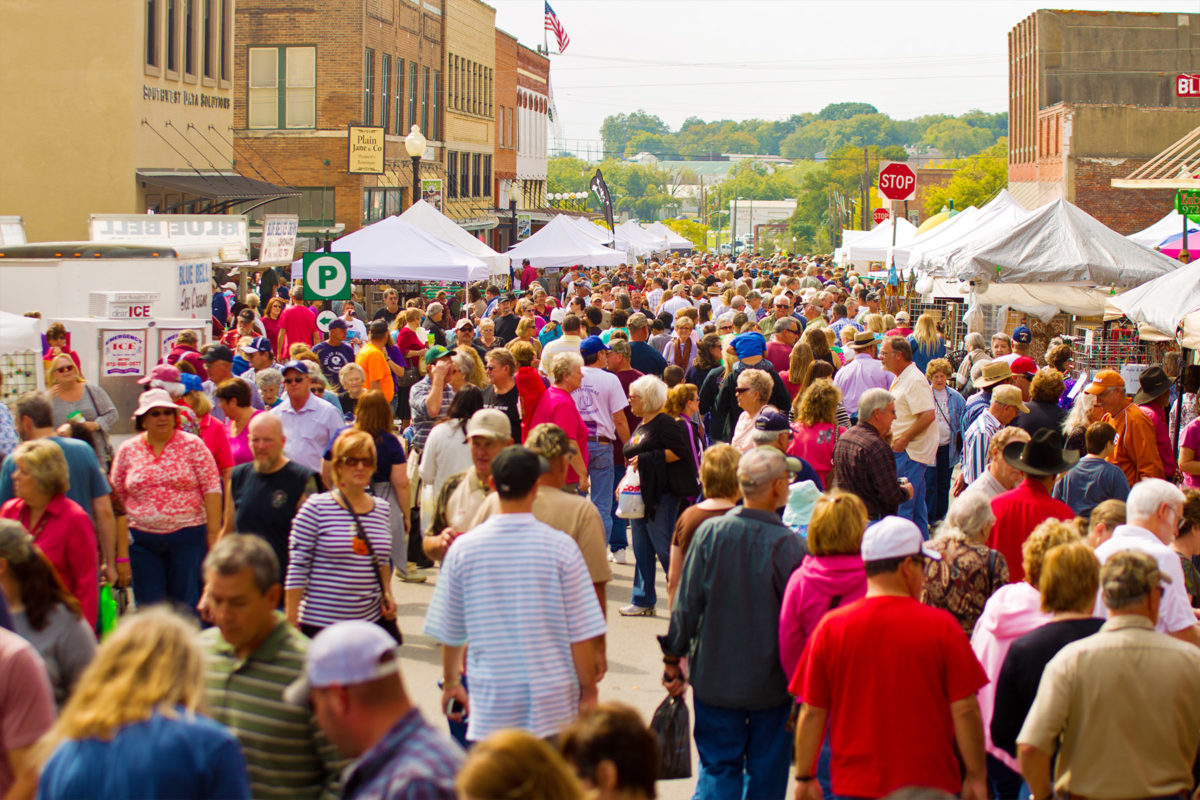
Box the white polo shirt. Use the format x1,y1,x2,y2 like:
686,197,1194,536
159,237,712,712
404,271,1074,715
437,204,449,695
889,362,938,466
1094,524,1197,635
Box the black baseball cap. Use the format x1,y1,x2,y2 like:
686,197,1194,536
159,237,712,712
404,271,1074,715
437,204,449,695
490,446,549,498
201,344,234,363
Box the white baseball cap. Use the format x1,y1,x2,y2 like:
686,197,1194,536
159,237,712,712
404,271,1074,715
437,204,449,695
549,308,566,324
861,516,942,563
283,621,400,705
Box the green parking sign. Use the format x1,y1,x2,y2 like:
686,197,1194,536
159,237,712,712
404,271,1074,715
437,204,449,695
302,252,351,302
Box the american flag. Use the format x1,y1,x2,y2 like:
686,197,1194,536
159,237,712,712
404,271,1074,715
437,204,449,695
544,2,570,53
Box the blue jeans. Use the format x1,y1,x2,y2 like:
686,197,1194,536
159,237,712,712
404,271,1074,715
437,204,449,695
588,443,615,545
610,462,630,550
894,452,930,538
924,443,952,529
130,524,208,613
693,696,792,800
987,753,1027,800
630,493,680,608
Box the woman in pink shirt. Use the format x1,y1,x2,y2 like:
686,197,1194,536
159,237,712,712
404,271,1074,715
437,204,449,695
788,379,845,487
526,353,589,488
110,389,221,613
216,379,260,466
0,440,99,627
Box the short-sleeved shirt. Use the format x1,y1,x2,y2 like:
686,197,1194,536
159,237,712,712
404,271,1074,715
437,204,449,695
423,512,607,742
988,478,1075,584
355,342,393,402
110,430,223,533
0,628,56,796
481,384,521,443
409,377,455,452
795,595,988,798
889,362,938,465
572,367,629,442
271,395,346,474
1183,417,1200,489
313,341,355,390
1094,525,1198,635
197,413,234,473
467,488,611,584
0,495,99,627
278,304,318,353
527,387,589,483
231,461,317,575
0,436,110,514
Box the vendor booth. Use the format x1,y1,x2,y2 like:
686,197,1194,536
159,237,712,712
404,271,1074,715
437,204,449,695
505,215,626,269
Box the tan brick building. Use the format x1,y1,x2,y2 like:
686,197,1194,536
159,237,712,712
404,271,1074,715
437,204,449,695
492,29,519,252
232,0,446,240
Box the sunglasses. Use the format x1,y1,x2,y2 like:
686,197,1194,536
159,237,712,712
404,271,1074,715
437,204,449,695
54,365,75,373
283,377,306,385
735,387,752,394
338,457,373,468
144,408,175,418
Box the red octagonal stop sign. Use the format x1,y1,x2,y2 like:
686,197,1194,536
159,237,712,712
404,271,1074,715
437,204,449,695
878,162,916,202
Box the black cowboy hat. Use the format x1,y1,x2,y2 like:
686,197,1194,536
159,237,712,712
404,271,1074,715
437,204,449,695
1003,427,1080,477
1132,366,1172,405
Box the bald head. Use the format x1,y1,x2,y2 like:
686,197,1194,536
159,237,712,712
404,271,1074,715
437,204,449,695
249,412,287,472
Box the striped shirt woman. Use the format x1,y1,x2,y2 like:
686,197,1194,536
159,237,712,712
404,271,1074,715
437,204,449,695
285,492,391,631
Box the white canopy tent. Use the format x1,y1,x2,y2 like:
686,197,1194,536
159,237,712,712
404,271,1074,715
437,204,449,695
565,215,614,245
644,221,693,252
1105,261,1200,349
911,190,1032,276
890,206,980,270
1126,209,1198,249
948,199,1182,320
505,215,627,269
398,200,508,277
289,216,491,282
615,221,667,259
843,218,919,267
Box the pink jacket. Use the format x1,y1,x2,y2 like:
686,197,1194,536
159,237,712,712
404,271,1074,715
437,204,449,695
970,581,1051,771
778,554,867,687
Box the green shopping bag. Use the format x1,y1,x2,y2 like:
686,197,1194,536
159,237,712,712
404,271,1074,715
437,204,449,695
98,584,119,639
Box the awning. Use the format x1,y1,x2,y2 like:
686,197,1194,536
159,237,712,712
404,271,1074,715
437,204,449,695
137,170,299,213
1111,125,1200,190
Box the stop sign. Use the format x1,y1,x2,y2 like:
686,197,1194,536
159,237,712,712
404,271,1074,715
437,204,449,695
872,208,890,225
878,162,917,201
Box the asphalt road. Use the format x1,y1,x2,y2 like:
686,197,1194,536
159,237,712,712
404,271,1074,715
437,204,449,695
390,555,803,800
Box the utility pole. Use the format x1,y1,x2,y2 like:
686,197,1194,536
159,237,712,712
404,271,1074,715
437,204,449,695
861,146,869,231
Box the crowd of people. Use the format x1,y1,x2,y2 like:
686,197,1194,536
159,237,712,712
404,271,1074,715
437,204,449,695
0,250,1198,800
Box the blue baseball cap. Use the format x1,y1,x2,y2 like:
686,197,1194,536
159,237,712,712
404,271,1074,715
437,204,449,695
242,336,272,354
1012,326,1032,344
754,409,790,432
280,360,309,376
731,331,767,359
580,335,611,358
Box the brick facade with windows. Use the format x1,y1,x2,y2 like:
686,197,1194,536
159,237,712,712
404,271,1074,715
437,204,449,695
441,0,496,230
492,29,519,252
516,44,549,211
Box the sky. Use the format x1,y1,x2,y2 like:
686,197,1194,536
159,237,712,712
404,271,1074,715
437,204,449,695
489,0,1200,157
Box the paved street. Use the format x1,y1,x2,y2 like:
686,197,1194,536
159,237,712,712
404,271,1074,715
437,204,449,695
391,555,802,799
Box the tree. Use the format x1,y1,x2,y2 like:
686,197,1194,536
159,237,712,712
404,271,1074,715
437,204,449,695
662,218,709,251
599,111,670,158
624,131,674,158
922,139,1009,215
779,121,835,159
547,157,591,195
816,102,879,121
923,118,991,157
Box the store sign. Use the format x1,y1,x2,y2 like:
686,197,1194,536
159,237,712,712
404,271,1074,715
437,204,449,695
347,126,385,174
259,214,299,267
103,330,147,377
517,213,532,240
1178,74,1200,98
421,178,444,212
90,214,249,258
177,260,212,317
1176,190,1200,217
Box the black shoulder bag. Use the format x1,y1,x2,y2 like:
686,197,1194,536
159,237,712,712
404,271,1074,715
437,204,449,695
339,491,403,645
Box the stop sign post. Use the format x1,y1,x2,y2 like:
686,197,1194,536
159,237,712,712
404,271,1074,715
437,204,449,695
873,208,890,225
878,162,917,250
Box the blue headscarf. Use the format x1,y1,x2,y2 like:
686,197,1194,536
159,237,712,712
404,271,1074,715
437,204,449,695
731,331,767,360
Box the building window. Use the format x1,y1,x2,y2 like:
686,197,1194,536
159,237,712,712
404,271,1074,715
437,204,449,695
364,49,375,125
472,153,481,197
447,152,458,199
246,188,335,226
459,152,470,198
381,56,391,134
408,62,417,132
498,106,504,148
202,0,214,80
510,106,515,151
394,57,404,133
166,0,178,73
431,69,440,140
248,46,316,129
482,155,491,201
421,66,429,133
219,0,231,83
363,188,401,223
146,0,160,72
184,0,196,76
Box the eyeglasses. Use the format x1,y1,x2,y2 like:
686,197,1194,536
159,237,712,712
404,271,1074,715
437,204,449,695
338,457,374,468
735,387,752,394
283,377,306,385
144,408,175,418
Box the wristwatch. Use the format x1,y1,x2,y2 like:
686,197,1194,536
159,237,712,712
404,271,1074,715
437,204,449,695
795,775,815,783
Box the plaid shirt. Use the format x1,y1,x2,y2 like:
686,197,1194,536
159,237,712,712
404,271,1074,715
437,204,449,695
832,422,909,520
340,709,462,800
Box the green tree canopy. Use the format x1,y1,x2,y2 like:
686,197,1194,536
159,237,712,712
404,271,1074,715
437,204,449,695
922,139,1009,215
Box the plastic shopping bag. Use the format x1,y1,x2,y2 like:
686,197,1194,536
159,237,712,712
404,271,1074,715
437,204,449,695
98,584,119,639
615,466,645,519
649,694,692,780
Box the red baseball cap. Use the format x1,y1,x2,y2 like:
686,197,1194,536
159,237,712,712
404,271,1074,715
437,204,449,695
1011,356,1037,377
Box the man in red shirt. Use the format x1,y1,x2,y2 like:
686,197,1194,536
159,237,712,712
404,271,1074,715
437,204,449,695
793,516,988,800
276,285,319,356
988,428,1077,583
519,258,538,291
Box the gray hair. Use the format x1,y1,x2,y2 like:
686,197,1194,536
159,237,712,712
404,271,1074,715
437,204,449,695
202,533,280,593
1126,478,1186,522
15,391,53,428
451,352,474,377
630,374,667,414
609,339,631,359
939,492,996,543
550,352,583,384
750,428,784,447
964,332,986,352
255,368,283,390
992,332,1012,347
737,369,773,403
858,388,895,423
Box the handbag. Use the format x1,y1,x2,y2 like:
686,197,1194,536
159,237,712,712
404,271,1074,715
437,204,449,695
83,384,116,468
650,694,692,780
397,362,421,388
339,491,403,645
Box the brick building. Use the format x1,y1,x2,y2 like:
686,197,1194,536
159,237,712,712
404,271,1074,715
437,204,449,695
516,44,550,212
441,0,497,233
493,29,520,252
232,0,446,241
1007,9,1200,233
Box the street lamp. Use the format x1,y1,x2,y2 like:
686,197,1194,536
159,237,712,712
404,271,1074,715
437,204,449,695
405,124,426,209
508,180,521,247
